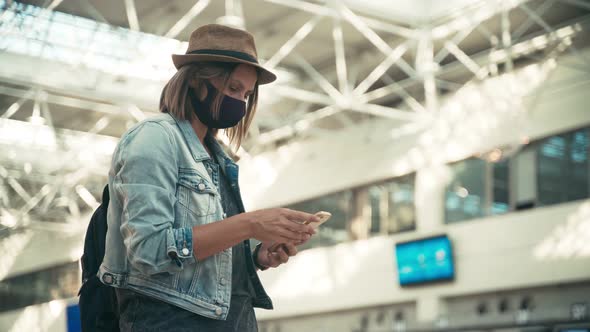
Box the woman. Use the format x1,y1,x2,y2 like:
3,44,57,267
99,24,318,331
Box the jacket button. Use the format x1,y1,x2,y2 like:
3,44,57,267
222,213,227,219
182,248,190,256
102,274,113,285
220,278,226,285
215,308,223,316
198,183,206,191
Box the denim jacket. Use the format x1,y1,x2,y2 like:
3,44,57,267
98,113,273,320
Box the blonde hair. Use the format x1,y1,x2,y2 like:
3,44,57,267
159,62,259,151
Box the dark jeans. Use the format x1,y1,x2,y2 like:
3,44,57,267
116,289,258,332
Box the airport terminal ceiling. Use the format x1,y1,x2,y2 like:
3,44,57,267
0,0,589,235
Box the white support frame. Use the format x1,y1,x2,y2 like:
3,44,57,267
354,41,409,96
217,0,245,28
332,16,349,96
263,0,417,39
417,32,438,113
293,54,343,101
264,15,323,69
165,0,211,39
1,0,589,233
47,0,64,11
124,0,140,31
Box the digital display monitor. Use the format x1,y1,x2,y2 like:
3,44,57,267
66,303,81,332
395,234,455,286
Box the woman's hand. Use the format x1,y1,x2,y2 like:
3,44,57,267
247,208,318,244
255,242,301,269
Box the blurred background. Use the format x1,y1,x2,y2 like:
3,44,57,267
0,0,589,331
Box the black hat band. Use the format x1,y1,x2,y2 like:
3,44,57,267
186,49,258,64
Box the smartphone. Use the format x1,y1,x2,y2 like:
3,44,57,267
303,211,332,228
268,211,331,252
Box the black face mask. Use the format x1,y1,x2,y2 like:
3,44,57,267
189,82,246,129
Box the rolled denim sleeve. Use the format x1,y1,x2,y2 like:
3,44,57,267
112,122,195,275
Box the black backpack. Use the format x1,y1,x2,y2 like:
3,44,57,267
78,185,120,331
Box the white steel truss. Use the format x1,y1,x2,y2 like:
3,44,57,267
0,0,589,235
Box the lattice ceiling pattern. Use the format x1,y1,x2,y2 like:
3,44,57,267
0,0,589,234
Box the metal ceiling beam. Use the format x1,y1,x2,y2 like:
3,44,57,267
308,0,534,104
270,83,421,121
380,73,427,114
6,178,32,203
332,16,349,95
513,0,556,41
0,84,154,117
256,105,340,145
433,23,478,64
354,42,409,96
518,2,590,65
124,0,140,31
361,14,590,105
262,0,417,39
1,89,34,119
4,2,588,153
254,100,423,147
255,0,584,146
79,0,109,24
348,103,421,121
46,0,64,11
333,2,416,79
501,4,514,72
264,15,323,69
430,0,535,40
164,0,210,39
444,40,488,79
271,85,335,105
217,0,245,28
293,54,342,101
417,33,438,113
1,0,588,231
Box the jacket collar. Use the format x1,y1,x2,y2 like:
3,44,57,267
173,115,211,162
172,115,236,167
205,132,236,167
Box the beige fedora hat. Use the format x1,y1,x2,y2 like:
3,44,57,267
172,24,276,85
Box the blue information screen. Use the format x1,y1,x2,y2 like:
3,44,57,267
66,303,81,332
395,235,455,286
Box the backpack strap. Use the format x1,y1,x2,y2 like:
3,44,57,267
95,185,109,263
101,184,110,206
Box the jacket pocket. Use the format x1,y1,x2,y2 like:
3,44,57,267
176,170,218,217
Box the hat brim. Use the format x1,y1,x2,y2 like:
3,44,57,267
172,53,277,85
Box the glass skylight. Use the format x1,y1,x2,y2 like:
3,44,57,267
0,0,187,82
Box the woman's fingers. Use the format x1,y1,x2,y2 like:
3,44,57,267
260,237,301,269
250,208,318,244
275,218,314,241
282,243,298,256
283,208,320,225
275,226,305,242
268,247,289,265
280,215,316,235
268,242,298,256
277,249,289,263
